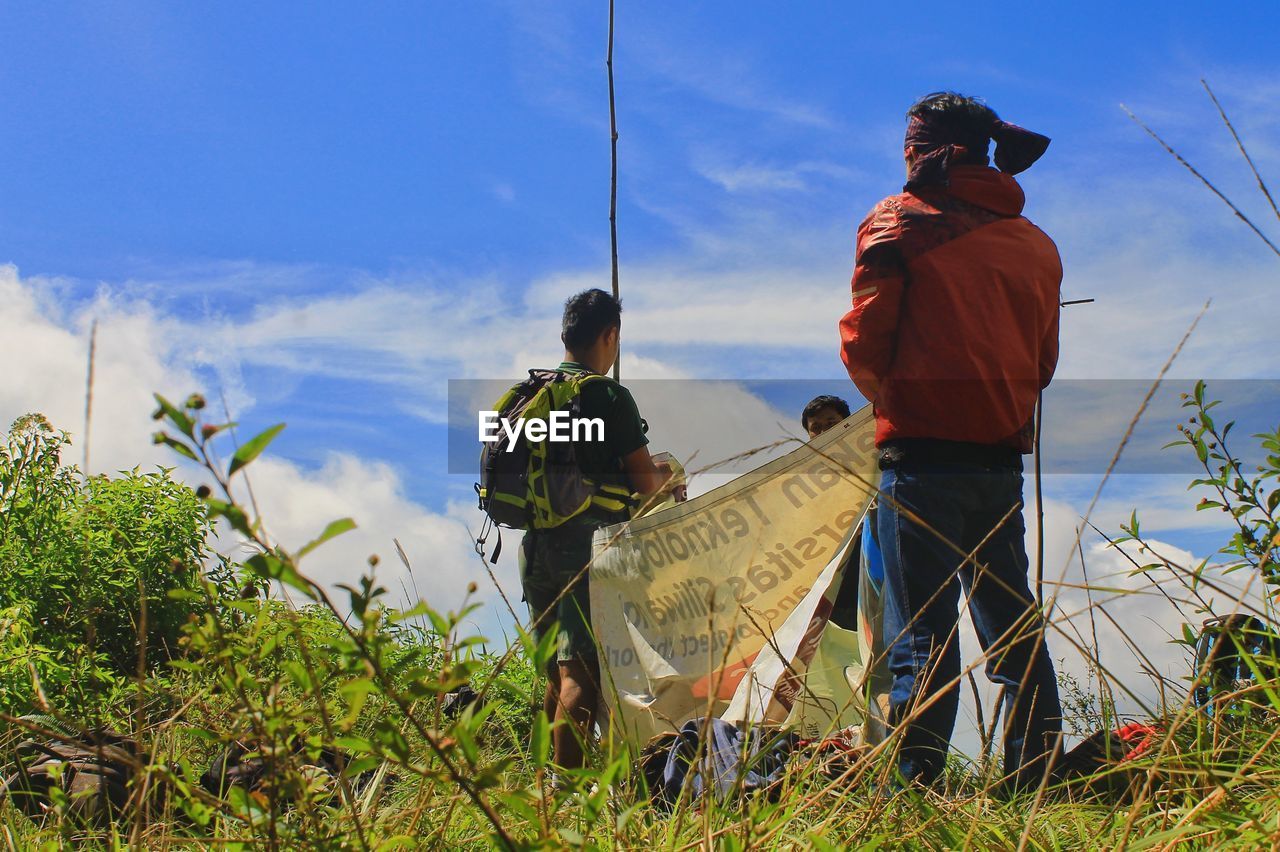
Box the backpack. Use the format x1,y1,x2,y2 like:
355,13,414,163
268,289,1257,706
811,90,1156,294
441,684,483,719
1056,721,1160,799
200,740,373,803
475,370,634,561
1192,614,1280,717
648,719,797,807
1,725,145,825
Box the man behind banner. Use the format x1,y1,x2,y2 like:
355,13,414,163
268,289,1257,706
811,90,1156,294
520,289,671,773
839,92,1063,792
802,394,893,742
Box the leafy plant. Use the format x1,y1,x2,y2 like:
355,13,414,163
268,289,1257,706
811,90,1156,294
0,414,211,715
148,393,522,848
1167,380,1280,588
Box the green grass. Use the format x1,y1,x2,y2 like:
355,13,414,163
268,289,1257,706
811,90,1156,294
1,383,1278,849
5,658,1280,851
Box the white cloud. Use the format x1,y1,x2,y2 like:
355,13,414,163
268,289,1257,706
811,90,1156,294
235,454,495,628
1032,490,1264,715
694,158,861,194
701,163,807,193
1047,536,1262,719
528,263,849,352
165,172,1277,422
627,375,801,492
631,36,834,130
0,266,506,635
0,264,200,474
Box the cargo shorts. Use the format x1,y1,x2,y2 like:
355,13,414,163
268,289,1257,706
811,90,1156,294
519,526,599,664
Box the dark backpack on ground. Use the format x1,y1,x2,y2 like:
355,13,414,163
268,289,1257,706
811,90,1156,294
1056,721,1159,798
201,741,345,800
200,741,377,803
1192,614,1280,717
0,726,144,824
441,684,482,719
649,719,797,807
638,731,681,797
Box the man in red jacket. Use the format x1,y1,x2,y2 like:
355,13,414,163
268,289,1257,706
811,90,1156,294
839,92,1063,793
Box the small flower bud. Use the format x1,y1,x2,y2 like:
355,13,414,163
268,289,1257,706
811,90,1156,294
185,393,207,410
195,484,212,499
368,554,380,567
201,424,219,440
467,581,478,594
152,431,166,445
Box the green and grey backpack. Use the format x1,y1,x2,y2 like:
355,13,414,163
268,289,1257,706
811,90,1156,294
475,370,633,561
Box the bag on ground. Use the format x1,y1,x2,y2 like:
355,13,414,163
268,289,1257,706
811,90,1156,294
0,725,143,824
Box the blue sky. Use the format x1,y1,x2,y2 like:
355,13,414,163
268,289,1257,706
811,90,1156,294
4,2,1277,279
2,1,1279,732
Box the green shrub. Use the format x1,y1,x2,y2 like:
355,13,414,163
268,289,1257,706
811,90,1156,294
0,414,212,714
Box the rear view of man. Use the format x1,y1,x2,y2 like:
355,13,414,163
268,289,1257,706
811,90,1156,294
839,92,1063,792
520,289,670,773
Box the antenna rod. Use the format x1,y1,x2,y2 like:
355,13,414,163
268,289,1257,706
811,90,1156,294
83,319,98,474
1036,295,1094,605
607,0,620,380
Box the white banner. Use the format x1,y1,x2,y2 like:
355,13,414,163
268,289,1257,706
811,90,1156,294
590,409,879,747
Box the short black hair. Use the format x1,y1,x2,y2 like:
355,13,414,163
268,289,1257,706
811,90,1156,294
802,395,851,432
906,91,999,161
561,288,622,352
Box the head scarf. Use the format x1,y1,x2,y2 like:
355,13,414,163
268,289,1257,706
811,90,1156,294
904,111,1050,190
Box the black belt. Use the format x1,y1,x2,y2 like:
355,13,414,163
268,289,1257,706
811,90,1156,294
525,523,597,540
878,438,1023,471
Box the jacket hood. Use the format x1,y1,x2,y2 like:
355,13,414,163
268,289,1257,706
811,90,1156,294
940,165,1026,217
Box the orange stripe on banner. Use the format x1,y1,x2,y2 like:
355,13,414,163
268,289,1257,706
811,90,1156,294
690,651,761,701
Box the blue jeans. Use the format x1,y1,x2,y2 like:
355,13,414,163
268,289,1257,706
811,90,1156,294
878,460,1061,790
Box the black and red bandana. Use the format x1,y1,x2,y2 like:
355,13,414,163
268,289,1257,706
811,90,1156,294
904,112,1050,190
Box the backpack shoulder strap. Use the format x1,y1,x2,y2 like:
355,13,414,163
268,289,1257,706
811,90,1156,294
573,372,616,388
566,371,619,403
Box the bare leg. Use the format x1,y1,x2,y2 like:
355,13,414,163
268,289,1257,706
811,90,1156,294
551,659,599,770
543,663,560,730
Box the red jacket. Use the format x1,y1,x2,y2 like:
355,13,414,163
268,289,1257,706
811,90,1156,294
839,166,1062,452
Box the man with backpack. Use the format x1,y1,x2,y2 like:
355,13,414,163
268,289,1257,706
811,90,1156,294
839,92,1063,793
511,289,671,773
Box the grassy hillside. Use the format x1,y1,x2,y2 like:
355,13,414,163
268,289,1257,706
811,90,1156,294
0,387,1276,850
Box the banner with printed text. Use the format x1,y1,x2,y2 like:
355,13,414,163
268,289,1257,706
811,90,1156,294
590,408,879,747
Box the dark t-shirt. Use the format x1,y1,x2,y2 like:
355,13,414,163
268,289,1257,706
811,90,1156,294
556,361,648,491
